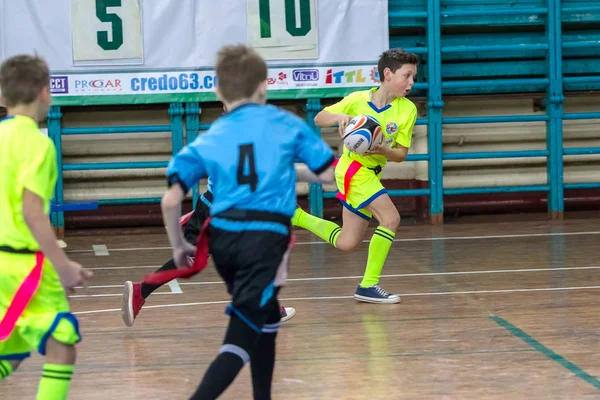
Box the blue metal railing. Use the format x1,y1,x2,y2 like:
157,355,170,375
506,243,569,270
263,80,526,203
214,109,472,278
441,8,549,18
61,126,171,135
315,1,555,221
312,0,600,221
444,185,551,195
49,1,600,229
442,115,549,124
49,103,185,228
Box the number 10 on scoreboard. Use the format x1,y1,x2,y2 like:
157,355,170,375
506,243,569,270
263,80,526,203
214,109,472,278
247,0,318,60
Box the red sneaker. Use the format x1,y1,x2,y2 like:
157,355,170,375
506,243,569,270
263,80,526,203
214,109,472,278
121,281,146,327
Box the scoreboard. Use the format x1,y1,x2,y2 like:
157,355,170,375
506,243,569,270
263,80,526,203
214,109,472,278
0,0,389,105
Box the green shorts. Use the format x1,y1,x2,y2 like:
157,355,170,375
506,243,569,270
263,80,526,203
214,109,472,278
334,155,387,221
0,252,81,361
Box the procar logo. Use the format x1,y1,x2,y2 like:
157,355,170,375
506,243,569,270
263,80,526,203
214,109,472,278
292,69,319,82
74,79,122,92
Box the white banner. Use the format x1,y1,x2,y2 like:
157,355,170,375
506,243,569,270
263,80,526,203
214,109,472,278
0,0,388,105
48,63,381,102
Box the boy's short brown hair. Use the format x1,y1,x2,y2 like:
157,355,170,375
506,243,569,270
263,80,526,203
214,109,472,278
215,45,267,103
0,55,50,107
378,48,419,81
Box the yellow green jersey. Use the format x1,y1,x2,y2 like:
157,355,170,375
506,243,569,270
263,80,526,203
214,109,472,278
324,87,417,169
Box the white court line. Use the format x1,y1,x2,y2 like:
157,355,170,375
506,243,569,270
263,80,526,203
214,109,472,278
87,265,161,271
63,230,600,254
181,265,600,285
70,292,176,299
72,285,600,315
295,230,600,245
92,244,110,256
75,265,600,288
66,247,168,253
167,279,183,294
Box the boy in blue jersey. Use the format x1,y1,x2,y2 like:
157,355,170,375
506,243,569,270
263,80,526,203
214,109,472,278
120,179,297,327
159,45,334,399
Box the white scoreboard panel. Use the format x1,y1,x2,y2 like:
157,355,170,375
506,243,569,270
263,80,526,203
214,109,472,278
248,0,318,60
72,0,143,64
0,0,389,105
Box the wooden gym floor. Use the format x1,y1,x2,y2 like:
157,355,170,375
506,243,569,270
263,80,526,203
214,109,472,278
4,217,600,399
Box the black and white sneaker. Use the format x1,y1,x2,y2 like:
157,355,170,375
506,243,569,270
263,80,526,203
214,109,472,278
354,284,400,304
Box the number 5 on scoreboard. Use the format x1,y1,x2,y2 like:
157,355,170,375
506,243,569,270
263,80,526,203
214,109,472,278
71,0,143,64
247,0,318,60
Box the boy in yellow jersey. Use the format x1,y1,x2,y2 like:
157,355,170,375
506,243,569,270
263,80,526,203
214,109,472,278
0,55,92,399
292,48,418,303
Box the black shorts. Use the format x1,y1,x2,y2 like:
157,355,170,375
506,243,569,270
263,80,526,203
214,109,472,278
208,210,292,333
183,190,212,244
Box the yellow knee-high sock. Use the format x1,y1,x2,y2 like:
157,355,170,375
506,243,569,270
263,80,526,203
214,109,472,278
36,364,74,400
291,207,341,247
360,226,395,287
0,360,13,381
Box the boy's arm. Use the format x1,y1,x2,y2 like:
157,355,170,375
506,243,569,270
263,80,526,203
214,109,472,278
367,145,408,162
23,190,92,289
163,142,208,267
23,190,70,267
314,92,359,135
314,110,351,135
161,184,196,268
294,117,336,184
295,163,334,184
20,139,91,289
161,184,187,248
